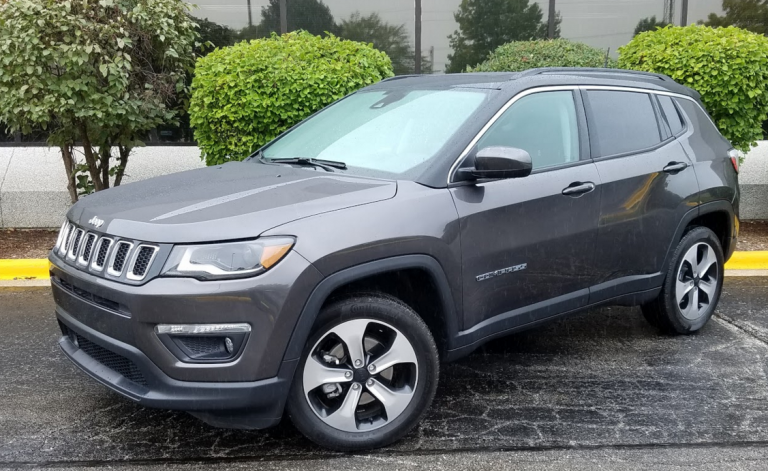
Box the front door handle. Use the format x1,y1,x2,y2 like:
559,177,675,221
562,182,596,196
663,161,689,173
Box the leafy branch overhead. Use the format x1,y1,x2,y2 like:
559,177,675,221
0,0,198,202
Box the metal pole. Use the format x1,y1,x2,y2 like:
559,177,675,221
680,0,689,26
414,0,422,74
547,0,556,39
279,0,288,34
247,0,253,28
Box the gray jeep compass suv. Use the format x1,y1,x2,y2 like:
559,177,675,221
49,68,740,451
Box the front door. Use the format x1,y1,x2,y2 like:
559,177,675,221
449,89,602,333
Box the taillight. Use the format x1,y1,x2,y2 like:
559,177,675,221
728,149,741,173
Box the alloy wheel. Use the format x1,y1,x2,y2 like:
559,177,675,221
676,242,719,320
302,318,418,433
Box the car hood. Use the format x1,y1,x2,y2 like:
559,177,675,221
67,161,397,243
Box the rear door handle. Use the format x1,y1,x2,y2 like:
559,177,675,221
663,161,688,173
562,182,596,196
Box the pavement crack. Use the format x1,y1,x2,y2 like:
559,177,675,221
714,313,768,348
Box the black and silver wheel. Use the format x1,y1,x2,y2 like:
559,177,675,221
287,293,439,451
642,226,724,334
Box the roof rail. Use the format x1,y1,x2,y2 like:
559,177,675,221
379,75,419,83
517,67,669,81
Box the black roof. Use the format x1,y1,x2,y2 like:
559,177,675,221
366,67,700,100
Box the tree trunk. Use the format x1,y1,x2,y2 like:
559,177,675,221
99,145,111,189
60,145,79,204
114,145,130,187
78,122,105,191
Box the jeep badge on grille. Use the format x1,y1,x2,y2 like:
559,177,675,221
88,216,104,228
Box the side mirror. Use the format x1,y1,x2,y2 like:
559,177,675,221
460,146,533,180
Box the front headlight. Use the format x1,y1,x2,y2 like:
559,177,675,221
160,237,295,280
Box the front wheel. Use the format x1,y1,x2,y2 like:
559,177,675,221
642,226,724,334
286,293,439,451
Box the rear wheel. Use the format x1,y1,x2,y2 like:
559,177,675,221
642,226,724,334
286,293,439,451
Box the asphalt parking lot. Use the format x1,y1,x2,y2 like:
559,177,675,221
2,278,768,470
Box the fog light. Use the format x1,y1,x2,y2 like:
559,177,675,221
155,323,250,363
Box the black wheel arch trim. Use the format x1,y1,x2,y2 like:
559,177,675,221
663,200,736,271
282,254,461,363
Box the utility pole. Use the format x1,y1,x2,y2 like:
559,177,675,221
280,0,288,34
547,0,556,39
429,46,434,74
247,0,253,28
663,0,676,24
680,0,689,26
414,0,422,74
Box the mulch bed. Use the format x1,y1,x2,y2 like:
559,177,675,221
1,221,767,259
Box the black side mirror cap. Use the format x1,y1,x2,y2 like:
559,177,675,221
459,146,533,180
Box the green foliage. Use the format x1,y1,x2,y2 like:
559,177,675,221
469,39,611,72
339,12,432,75
703,0,768,35
189,31,393,166
618,25,768,153
446,0,560,73
0,0,198,201
634,16,670,36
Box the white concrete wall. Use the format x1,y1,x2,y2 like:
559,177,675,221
0,147,204,228
0,143,766,228
739,141,768,220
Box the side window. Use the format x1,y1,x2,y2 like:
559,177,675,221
587,90,661,157
476,91,580,170
658,95,684,136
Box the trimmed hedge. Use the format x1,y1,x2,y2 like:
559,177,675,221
189,31,393,165
619,25,768,153
469,39,612,72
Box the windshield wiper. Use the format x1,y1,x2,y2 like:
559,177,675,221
264,157,347,172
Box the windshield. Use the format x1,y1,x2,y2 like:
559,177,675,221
261,89,489,178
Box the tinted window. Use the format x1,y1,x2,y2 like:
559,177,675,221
658,95,684,135
476,91,579,170
587,91,661,157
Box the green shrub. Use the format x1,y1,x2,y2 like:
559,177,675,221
469,39,612,72
619,25,768,153
189,31,394,165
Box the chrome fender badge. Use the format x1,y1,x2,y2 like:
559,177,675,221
476,263,527,282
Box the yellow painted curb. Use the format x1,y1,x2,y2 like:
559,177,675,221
0,251,766,281
725,251,768,270
0,259,50,280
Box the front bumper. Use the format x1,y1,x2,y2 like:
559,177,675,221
49,250,323,428
57,308,295,428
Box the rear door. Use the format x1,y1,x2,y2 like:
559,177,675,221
450,88,602,332
584,88,699,302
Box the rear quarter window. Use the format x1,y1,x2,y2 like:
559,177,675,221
586,90,661,157
658,95,684,136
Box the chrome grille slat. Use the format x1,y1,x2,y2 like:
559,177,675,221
66,229,84,261
127,245,159,281
77,233,98,266
107,241,133,277
59,223,75,257
91,237,113,271
54,221,68,252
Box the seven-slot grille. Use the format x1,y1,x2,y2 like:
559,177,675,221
55,221,158,282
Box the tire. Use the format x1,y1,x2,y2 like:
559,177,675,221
286,293,439,451
642,226,724,335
